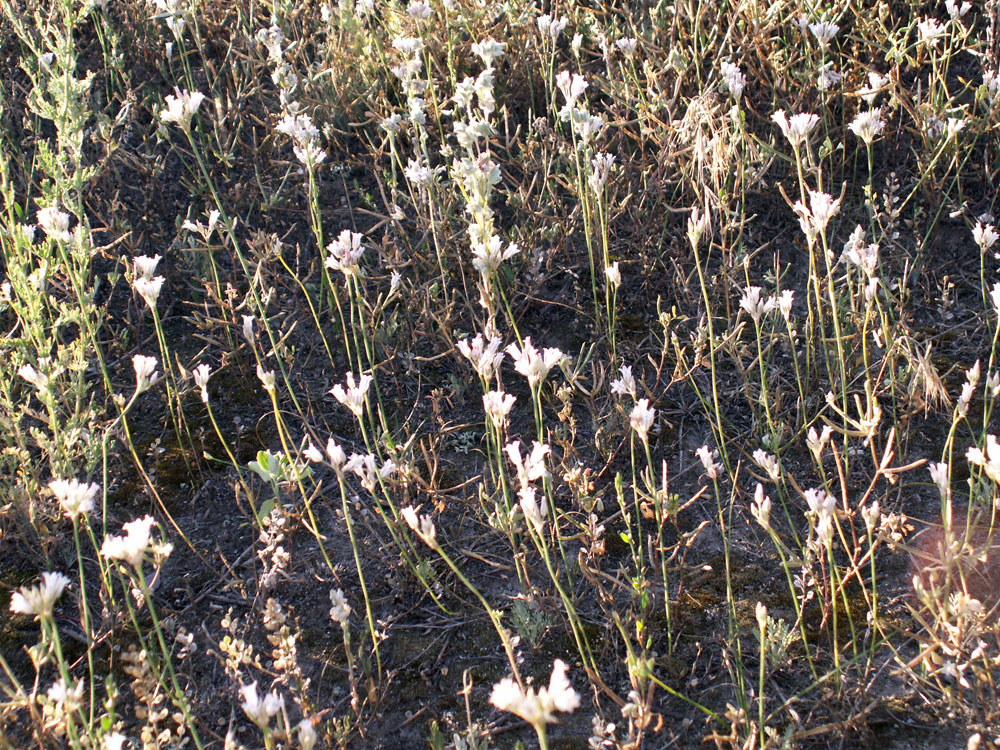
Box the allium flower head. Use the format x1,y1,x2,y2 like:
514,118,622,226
402,505,437,548
329,589,351,623
849,108,885,144
611,364,637,399
506,337,563,388
859,71,890,105
809,20,840,48
505,440,551,490
604,261,621,290
772,110,820,150
751,483,771,529
101,515,169,569
629,398,655,443
720,61,746,101
240,681,284,730
483,390,516,429
132,354,160,394
133,275,165,309
472,39,506,66
917,17,946,47
133,254,162,280
471,235,519,278
459,334,504,381
556,71,588,111
193,363,211,402
490,659,580,730
159,88,206,132
967,434,1000,483
696,445,722,480
739,286,777,324
406,1,432,19
37,205,71,242
50,478,99,521
330,371,372,418
973,222,999,253
804,488,836,519
616,37,638,57
326,229,366,278
10,571,70,618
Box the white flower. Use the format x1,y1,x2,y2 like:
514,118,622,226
10,572,70,618
298,719,317,750
849,108,885,144
133,254,162,280
505,440,550,490
406,1,432,19
917,17,946,47
752,450,780,482
696,445,721,480
101,515,166,568
967,434,1000,483
329,589,351,623
132,354,160,394
809,20,840,49
991,282,1000,317
37,206,71,241
133,275,164,309
193,363,211,402
720,61,746,101
518,486,548,534
751,483,771,529
458,334,504,383
615,37,638,57
472,39,506,66
793,189,841,243
755,602,768,631
804,488,836,518
490,659,580,730
50,478,99,521
240,681,284,729
330,371,372,418
326,229,366,278
739,286,777,324
771,110,820,150
474,389,512,432
806,424,833,461
159,88,206,131
604,262,621,290
816,61,842,92
556,71,588,111
973,222,999,253
687,206,710,250
946,0,971,19
103,732,128,750
47,677,83,712
325,438,348,479
776,289,794,320
611,364,637,399
402,505,437,548
392,35,424,57
861,500,881,534
859,71,889,105
471,236,519,278
506,337,563,388
257,25,285,60
589,152,615,193
536,14,568,42
345,452,394,493
241,314,255,343
629,399,655,443
256,365,275,393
